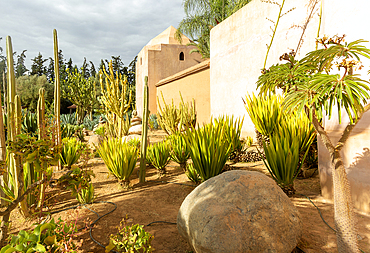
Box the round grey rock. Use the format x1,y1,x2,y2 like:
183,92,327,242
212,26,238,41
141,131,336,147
177,170,302,253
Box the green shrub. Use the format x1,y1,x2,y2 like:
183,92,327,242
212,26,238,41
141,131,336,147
61,124,84,139
214,115,244,154
146,141,171,176
106,217,154,253
21,110,38,136
261,118,314,195
60,137,84,169
1,217,82,252
168,133,190,171
77,182,95,204
184,123,231,182
58,167,95,200
185,163,201,184
98,138,138,188
148,114,160,130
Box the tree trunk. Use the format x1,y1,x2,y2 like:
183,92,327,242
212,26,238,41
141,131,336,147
331,150,359,253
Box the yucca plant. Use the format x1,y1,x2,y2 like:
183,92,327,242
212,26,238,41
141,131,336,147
185,163,201,184
244,94,283,148
98,138,138,188
184,123,232,182
60,137,84,169
60,113,78,126
168,133,190,171
214,115,244,154
146,141,171,176
21,111,38,136
77,182,95,204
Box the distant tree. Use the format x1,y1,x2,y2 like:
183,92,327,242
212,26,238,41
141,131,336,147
16,75,53,111
0,37,6,94
90,61,96,77
176,0,251,58
127,56,137,111
81,57,90,79
63,69,100,122
99,59,106,73
30,53,47,76
66,58,73,73
46,57,54,83
15,50,28,77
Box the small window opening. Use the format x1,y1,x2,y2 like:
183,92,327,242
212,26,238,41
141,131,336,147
179,52,184,61
140,57,142,65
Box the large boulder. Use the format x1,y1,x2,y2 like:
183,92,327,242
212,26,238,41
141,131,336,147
177,170,301,253
128,124,142,135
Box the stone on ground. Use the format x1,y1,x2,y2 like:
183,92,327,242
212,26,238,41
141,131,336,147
177,170,302,253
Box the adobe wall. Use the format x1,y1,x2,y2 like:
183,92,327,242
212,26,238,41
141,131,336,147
136,44,202,116
210,0,319,138
210,0,370,212
156,60,210,125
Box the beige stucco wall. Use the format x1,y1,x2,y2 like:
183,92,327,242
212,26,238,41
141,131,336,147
156,60,210,125
210,0,370,212
210,0,319,138
136,28,203,117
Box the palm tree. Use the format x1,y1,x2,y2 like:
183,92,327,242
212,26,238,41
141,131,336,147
176,0,252,58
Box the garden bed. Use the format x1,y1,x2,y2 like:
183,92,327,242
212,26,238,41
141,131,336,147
8,130,370,252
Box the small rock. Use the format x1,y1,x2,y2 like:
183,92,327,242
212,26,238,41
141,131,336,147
128,124,142,135
177,170,302,253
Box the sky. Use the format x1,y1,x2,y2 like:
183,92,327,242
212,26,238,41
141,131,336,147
0,0,185,71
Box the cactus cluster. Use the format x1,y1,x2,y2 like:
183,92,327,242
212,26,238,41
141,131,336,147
99,61,132,138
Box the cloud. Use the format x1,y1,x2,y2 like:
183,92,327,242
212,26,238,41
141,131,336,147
0,0,185,70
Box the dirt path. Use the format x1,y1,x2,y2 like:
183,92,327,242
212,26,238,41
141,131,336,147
8,130,370,252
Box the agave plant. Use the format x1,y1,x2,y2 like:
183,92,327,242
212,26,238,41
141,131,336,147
213,115,244,154
146,141,171,176
60,137,84,169
261,120,314,195
184,122,231,182
168,133,190,171
98,138,138,188
185,163,201,184
77,182,95,204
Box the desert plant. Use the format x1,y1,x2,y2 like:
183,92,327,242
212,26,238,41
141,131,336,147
60,113,77,125
157,92,196,135
60,137,84,169
185,163,201,184
58,166,95,199
146,141,171,176
139,76,149,183
21,111,38,136
98,138,138,188
76,182,95,204
0,217,82,252
259,35,370,252
261,121,314,195
148,114,159,130
106,217,154,253
168,133,190,171
184,122,231,182
214,115,244,154
99,61,132,138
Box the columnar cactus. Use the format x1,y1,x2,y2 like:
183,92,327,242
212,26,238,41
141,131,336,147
139,76,149,183
37,88,46,208
53,29,61,170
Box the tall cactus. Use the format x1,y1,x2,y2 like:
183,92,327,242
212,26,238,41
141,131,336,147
99,61,132,138
0,77,6,207
139,76,149,183
5,36,29,217
37,88,46,208
53,29,61,170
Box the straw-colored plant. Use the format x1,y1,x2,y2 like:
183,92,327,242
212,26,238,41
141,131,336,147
98,138,138,188
146,141,171,176
185,163,201,184
214,115,244,154
184,123,231,182
157,92,196,135
77,182,95,204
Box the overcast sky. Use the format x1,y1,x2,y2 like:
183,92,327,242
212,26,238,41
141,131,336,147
0,0,185,71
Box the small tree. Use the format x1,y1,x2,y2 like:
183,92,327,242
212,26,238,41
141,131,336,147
258,35,370,253
63,69,99,123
